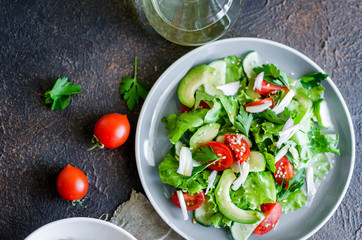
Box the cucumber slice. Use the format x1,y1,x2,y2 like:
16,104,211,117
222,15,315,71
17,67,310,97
242,51,261,80
189,123,220,152
204,60,227,96
215,169,264,224
178,65,215,108
230,221,261,240
314,99,332,128
194,195,215,226
248,151,266,172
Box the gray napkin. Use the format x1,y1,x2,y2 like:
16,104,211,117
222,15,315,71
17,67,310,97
110,190,185,240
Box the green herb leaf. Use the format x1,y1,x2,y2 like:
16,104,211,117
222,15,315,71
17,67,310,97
189,158,219,179
253,64,290,89
193,146,222,164
44,77,81,111
235,107,253,137
120,57,149,111
277,168,306,199
299,72,328,89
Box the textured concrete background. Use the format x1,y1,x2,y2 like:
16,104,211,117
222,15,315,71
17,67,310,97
0,0,360,239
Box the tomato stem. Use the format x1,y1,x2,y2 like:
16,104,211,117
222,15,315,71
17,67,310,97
88,135,104,151
69,198,87,208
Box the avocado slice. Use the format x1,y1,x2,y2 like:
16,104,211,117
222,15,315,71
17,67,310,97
215,169,264,224
177,65,215,108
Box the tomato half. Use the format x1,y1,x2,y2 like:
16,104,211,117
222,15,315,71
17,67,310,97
172,191,205,211
274,156,294,189
181,101,211,113
244,97,274,108
254,202,282,235
257,80,289,96
56,164,88,201
93,113,130,149
224,134,251,164
205,142,235,171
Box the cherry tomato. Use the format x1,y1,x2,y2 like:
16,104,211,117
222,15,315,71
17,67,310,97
56,164,88,201
181,101,211,113
204,142,235,171
257,79,289,96
254,202,282,235
274,156,295,189
224,134,251,164
244,97,274,108
93,113,130,149
172,191,205,211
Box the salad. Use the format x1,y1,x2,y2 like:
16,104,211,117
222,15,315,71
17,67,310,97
158,51,339,239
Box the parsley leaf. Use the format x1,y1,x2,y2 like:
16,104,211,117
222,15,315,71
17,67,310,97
235,107,253,137
299,72,328,89
256,108,290,124
44,77,81,111
277,168,306,200
120,57,149,111
253,64,290,89
193,146,222,164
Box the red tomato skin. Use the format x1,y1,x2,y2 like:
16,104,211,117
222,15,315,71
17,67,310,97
205,142,235,171
224,134,251,164
181,101,211,113
274,156,295,189
56,164,88,201
257,80,289,96
244,97,274,108
94,113,130,149
172,191,205,211
254,202,282,235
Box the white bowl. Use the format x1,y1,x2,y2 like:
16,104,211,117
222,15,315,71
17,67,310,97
135,38,355,240
25,217,137,240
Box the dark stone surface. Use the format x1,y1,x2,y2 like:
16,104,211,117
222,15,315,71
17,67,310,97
0,0,360,239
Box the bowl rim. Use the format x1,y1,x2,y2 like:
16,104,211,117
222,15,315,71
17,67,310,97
25,217,137,240
135,37,356,240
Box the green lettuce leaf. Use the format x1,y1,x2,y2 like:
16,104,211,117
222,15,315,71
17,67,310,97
308,86,325,102
243,172,276,209
216,95,238,124
211,212,233,228
194,90,214,109
308,127,340,155
158,152,210,194
204,99,223,123
163,109,208,144
223,56,243,83
230,187,249,210
278,189,307,213
311,154,331,180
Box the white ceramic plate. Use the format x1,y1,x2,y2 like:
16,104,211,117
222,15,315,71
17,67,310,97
135,38,355,240
25,217,137,240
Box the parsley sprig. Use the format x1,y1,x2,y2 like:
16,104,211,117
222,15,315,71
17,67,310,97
235,107,253,137
44,77,82,111
119,57,149,111
299,72,328,89
253,64,290,89
277,167,306,200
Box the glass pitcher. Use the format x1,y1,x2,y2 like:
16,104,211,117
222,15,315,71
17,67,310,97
142,0,242,46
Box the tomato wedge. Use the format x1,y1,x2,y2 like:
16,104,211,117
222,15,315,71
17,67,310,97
244,97,274,108
172,191,205,211
204,142,235,171
181,101,210,113
254,202,282,235
257,80,289,96
224,134,251,164
274,156,295,189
